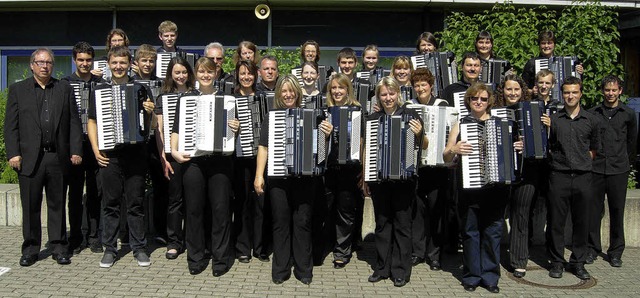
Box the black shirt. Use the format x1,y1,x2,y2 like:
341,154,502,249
589,102,637,175
34,79,56,147
442,80,471,107
548,107,599,172
523,55,547,89
62,73,104,84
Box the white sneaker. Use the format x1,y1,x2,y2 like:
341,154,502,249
100,253,115,268
134,252,151,267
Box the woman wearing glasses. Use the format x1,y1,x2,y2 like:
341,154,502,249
443,82,521,294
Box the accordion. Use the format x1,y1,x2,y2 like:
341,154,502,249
302,94,326,109
160,93,180,153
354,81,373,114
406,104,459,167
135,80,163,101
328,106,362,164
364,114,419,182
267,108,329,177
356,67,390,86
534,56,581,103
176,94,236,157
155,52,200,79
94,83,149,151
459,117,518,189
517,101,548,159
69,81,91,134
399,85,415,103
410,52,457,98
480,59,509,87
453,91,468,118
235,93,271,157
92,60,111,81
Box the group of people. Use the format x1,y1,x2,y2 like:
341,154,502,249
4,19,635,294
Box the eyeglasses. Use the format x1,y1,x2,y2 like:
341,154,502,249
33,61,53,67
207,57,224,61
470,96,489,102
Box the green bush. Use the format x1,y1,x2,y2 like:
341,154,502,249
0,88,18,183
437,0,623,108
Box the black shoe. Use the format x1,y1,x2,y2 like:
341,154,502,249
255,254,270,262
549,264,563,278
188,261,208,275
609,256,622,267
573,266,591,280
52,254,71,265
72,243,86,255
463,284,477,292
429,260,441,271
272,275,290,284
299,277,312,285
486,285,500,293
393,278,407,287
165,249,180,260
368,274,387,283
333,260,347,269
89,243,104,253
19,255,37,267
238,256,251,263
513,269,526,278
411,256,425,267
213,268,229,277
585,253,596,264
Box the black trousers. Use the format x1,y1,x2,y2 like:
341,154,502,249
547,171,592,266
183,157,234,272
269,177,315,280
19,152,68,256
232,158,271,258
312,176,334,265
67,139,99,248
101,144,148,255
589,172,628,258
148,140,168,240
325,166,361,263
412,167,447,263
459,187,506,287
370,181,414,281
166,159,184,251
509,160,545,269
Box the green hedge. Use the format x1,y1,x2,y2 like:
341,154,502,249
0,89,18,183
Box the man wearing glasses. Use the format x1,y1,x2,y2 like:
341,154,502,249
4,48,83,266
204,42,234,94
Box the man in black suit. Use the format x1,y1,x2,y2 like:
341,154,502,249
4,48,83,266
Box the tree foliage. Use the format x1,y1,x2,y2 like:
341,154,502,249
437,0,623,108
0,89,18,183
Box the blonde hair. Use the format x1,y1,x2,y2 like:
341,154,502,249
375,76,402,107
326,73,360,107
158,20,178,34
273,75,303,109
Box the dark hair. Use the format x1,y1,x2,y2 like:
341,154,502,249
460,51,481,65
337,47,357,63
300,40,320,63
233,40,261,65
475,30,495,58
410,67,435,88
162,56,196,93
235,60,258,92
107,46,131,62
105,28,130,51
601,75,624,90
415,32,438,53
561,76,583,92
72,42,95,59
538,30,556,44
301,61,319,73
495,74,531,107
